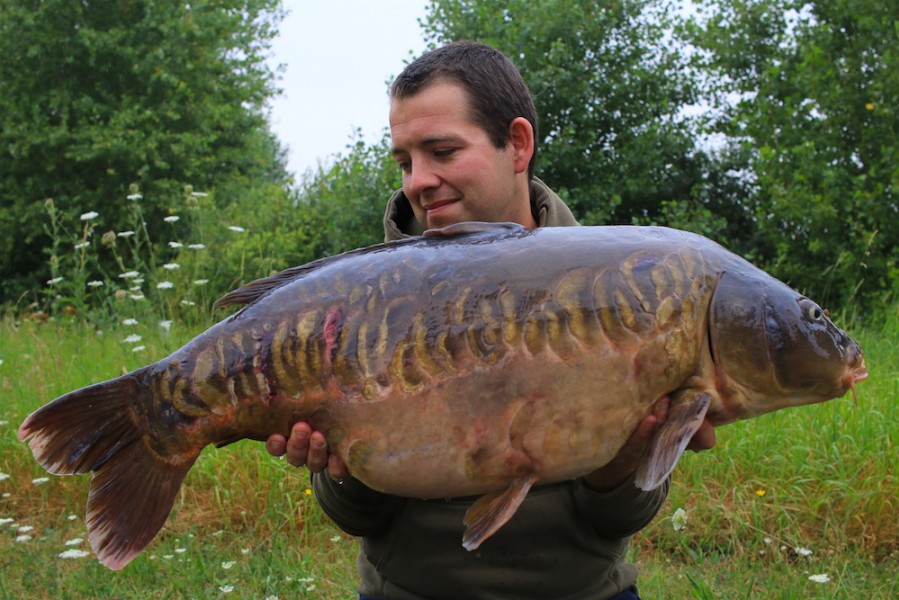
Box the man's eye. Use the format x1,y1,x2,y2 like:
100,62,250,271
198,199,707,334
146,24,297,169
397,161,411,173
434,148,455,158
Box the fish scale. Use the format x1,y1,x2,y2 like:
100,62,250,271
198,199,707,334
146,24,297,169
18,222,866,570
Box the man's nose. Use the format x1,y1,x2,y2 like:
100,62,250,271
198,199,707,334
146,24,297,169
406,159,441,196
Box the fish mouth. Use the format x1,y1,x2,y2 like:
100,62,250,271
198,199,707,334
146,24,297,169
844,347,869,402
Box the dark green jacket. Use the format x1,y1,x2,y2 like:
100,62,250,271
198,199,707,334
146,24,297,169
314,179,669,600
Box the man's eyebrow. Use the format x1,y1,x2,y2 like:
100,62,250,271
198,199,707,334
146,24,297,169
391,135,463,155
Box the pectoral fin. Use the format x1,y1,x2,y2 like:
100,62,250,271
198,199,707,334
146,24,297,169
635,392,711,491
462,474,538,551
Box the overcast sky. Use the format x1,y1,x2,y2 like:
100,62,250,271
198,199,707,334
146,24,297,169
267,0,431,178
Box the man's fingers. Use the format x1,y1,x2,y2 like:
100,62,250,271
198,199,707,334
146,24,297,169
305,431,329,472
687,420,717,452
265,434,287,457
328,454,350,480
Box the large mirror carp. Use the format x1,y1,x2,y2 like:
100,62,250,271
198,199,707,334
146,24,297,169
19,222,867,569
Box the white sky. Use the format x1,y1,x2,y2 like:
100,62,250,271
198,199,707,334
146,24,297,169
266,0,431,178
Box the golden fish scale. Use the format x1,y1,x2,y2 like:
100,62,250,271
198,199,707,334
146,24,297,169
271,250,693,393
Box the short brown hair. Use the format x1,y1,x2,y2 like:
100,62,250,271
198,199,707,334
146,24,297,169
390,41,539,178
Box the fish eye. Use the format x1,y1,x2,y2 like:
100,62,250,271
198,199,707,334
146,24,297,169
800,299,824,322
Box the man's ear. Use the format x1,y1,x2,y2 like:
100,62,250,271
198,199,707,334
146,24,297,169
508,117,534,174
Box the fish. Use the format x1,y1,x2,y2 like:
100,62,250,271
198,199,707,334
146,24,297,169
18,222,868,570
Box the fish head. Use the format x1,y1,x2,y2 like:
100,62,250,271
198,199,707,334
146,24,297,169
708,270,868,423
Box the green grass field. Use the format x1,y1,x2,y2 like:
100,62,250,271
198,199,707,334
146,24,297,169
1,312,896,599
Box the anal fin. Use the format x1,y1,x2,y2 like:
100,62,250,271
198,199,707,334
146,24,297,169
635,391,711,491
462,474,538,551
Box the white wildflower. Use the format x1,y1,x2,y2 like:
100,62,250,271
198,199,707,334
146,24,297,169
156,281,174,289
163,263,180,270
193,279,209,286
241,547,250,555
47,277,64,285
808,573,830,584
0,473,9,482
122,318,139,326
87,280,104,287
0,420,6,425
180,300,196,306
190,192,208,198
66,515,78,521
672,507,687,532
16,535,32,543
164,216,180,223
169,241,184,249
74,241,90,250
220,585,234,593
119,271,140,279
117,231,135,238
175,547,187,554
132,345,146,353
17,525,34,533
221,560,236,569
795,546,813,557
0,517,14,525
59,549,91,559
31,477,49,485
127,193,142,201
159,320,173,331
330,535,342,542
64,538,83,546
227,225,246,233
188,243,206,250
80,211,99,221
123,334,142,344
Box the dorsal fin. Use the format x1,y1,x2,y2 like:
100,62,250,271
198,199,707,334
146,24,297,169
213,237,417,308
214,222,530,309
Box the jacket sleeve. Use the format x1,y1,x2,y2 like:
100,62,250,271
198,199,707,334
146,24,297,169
573,474,670,538
311,473,407,537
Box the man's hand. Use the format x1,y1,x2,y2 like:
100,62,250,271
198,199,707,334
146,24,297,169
582,397,717,492
265,422,350,480
686,418,716,452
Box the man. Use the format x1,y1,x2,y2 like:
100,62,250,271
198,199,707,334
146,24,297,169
267,41,715,599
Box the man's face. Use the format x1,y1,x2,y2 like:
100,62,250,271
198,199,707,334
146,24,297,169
389,81,532,229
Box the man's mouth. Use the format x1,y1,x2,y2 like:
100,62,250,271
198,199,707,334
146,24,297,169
424,198,458,213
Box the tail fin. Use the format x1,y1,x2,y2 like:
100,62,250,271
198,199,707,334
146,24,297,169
18,372,200,570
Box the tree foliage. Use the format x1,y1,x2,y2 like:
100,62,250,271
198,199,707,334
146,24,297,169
685,0,899,308
0,0,288,306
422,0,715,227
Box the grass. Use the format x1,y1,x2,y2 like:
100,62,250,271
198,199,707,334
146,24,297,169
1,310,896,599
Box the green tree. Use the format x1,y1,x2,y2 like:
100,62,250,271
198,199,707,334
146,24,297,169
288,132,402,260
685,0,899,309
422,0,715,227
0,0,288,308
